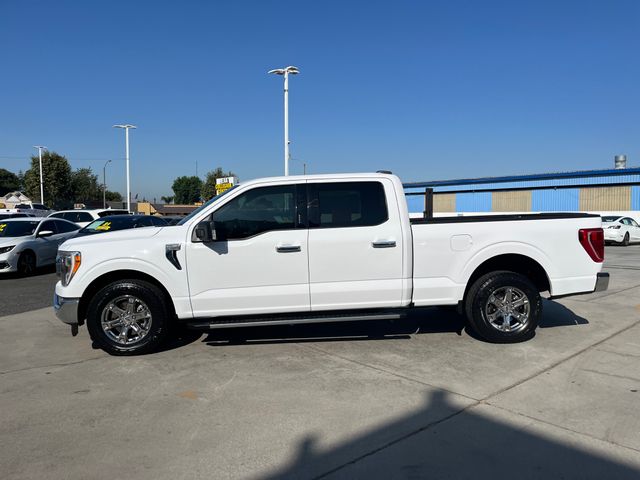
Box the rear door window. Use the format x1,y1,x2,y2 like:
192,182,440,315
308,182,388,228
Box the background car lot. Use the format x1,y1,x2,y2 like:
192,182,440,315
1,246,639,479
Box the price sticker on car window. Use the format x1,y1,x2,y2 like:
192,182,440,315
0,223,6,232
95,221,112,231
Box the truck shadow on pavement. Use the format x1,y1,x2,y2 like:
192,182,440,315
201,301,587,347
255,389,639,479
539,299,589,328
202,308,464,347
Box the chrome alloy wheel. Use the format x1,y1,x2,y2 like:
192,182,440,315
101,295,152,345
484,287,530,333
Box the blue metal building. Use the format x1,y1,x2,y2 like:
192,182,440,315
403,167,640,214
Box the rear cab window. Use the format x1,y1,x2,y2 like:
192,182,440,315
308,181,388,228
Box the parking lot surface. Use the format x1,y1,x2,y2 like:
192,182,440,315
1,246,640,479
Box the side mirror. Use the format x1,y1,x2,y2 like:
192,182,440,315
38,230,54,238
193,221,213,243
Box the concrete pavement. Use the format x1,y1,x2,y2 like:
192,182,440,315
1,246,639,479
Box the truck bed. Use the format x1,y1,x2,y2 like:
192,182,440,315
410,212,599,224
409,212,603,305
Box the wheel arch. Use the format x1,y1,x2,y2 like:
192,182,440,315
77,269,176,325
464,253,551,299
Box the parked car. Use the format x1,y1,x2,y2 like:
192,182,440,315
1,202,53,218
75,215,168,237
0,217,80,275
602,215,640,246
48,208,130,228
54,172,608,355
0,213,34,220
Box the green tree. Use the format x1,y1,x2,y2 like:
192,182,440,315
201,167,237,201
105,191,123,202
0,168,20,196
172,176,202,204
161,195,174,204
23,151,72,208
71,168,101,203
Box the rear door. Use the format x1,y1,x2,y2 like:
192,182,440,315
307,179,404,311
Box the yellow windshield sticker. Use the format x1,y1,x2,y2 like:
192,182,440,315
95,221,112,231
0,223,6,232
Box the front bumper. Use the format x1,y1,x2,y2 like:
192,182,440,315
53,292,80,325
0,252,18,273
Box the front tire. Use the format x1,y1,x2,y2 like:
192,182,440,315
17,250,36,276
86,280,170,355
464,271,542,343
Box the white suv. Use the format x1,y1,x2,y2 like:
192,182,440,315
48,209,130,228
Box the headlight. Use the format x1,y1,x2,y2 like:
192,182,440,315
609,225,621,229
56,251,82,286
0,245,14,254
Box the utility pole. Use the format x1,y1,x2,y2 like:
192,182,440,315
268,66,300,176
33,146,47,204
103,160,112,209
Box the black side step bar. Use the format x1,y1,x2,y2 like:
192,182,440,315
186,309,407,330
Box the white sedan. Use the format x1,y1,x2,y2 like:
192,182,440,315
0,217,80,275
602,215,640,246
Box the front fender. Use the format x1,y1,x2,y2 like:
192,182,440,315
73,257,186,296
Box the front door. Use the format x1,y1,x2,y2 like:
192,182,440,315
307,179,405,311
186,183,310,318
35,219,60,264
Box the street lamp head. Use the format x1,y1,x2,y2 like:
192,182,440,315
113,124,137,129
33,145,47,150
268,66,300,75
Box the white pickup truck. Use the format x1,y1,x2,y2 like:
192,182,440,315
54,172,609,355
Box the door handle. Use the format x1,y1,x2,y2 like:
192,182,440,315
276,244,301,253
372,239,396,248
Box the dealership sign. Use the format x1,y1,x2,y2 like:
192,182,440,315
215,176,238,195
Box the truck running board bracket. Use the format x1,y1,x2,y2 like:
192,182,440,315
186,309,408,330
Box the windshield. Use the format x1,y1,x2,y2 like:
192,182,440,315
177,186,238,225
602,216,621,223
0,221,39,237
81,217,138,234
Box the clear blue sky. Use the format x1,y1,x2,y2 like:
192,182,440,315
1,0,638,200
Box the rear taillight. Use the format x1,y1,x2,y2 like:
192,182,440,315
579,228,604,263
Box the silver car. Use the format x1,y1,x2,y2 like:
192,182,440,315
0,217,80,275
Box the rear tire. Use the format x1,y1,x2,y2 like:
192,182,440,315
464,271,541,343
622,233,630,246
17,251,36,276
86,279,170,355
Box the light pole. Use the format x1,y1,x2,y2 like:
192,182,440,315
33,146,47,204
268,66,299,176
113,124,137,212
103,160,112,209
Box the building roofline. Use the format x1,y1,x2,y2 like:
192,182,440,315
402,166,640,189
